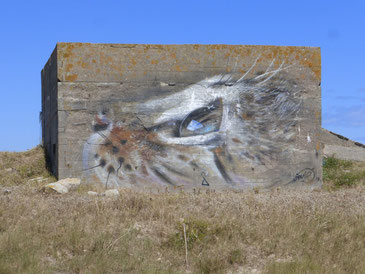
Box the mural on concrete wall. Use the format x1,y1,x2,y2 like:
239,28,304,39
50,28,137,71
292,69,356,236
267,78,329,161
82,60,304,189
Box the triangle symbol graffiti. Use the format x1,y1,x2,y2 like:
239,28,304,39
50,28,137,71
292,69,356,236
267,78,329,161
201,177,209,186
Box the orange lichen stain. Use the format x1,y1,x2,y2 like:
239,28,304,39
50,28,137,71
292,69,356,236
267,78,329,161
106,55,113,63
151,59,158,65
96,68,100,73
239,68,245,74
65,63,73,72
170,52,177,59
65,74,78,81
315,111,320,119
130,58,137,66
143,71,147,75
224,52,231,58
233,48,241,55
58,43,86,60
81,62,90,69
226,67,231,72
99,53,113,65
211,60,216,67
174,65,182,72
300,55,321,81
206,49,215,57
143,45,151,53
193,45,200,50
316,141,321,151
110,64,121,71
92,59,96,63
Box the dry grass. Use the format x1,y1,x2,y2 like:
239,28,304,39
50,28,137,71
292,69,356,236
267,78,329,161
0,147,365,273
0,146,56,187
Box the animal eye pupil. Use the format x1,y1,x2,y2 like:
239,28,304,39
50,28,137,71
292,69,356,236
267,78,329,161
187,120,203,131
178,98,222,137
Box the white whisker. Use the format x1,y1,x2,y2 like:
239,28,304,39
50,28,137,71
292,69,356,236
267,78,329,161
254,60,284,80
265,58,276,73
220,56,232,83
226,60,239,83
257,63,292,86
237,55,261,82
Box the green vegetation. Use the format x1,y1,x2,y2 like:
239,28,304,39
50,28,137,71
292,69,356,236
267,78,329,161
323,156,365,189
0,147,365,273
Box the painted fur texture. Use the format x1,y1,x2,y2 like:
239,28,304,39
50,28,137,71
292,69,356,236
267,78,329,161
83,62,302,190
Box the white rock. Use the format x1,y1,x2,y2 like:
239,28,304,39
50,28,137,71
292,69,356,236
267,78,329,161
105,189,119,197
56,178,81,190
42,178,81,194
87,191,98,196
42,183,68,194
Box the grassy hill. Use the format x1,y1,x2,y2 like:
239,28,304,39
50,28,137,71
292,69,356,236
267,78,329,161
0,146,365,273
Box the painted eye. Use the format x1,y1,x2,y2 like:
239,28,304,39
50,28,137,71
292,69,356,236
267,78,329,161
178,98,223,137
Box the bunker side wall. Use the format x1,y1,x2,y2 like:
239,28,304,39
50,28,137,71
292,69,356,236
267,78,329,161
41,46,58,177
321,129,365,161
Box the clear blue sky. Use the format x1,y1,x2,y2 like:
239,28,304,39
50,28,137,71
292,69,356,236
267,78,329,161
1,0,364,151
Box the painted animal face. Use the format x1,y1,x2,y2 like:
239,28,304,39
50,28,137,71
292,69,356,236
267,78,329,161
83,63,301,190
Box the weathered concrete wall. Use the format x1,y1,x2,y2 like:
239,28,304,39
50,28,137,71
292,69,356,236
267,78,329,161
321,129,365,161
41,47,58,176
43,43,322,191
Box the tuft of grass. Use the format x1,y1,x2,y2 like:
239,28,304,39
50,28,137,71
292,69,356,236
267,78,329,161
323,156,365,189
169,218,209,250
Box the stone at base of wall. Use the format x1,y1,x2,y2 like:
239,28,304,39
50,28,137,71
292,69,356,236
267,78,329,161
324,145,365,162
42,178,81,194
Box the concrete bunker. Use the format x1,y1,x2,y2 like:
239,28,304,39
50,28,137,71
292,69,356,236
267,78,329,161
41,43,322,190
